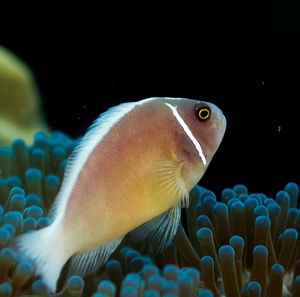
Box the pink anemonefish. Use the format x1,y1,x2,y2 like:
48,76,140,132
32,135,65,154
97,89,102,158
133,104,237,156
12,97,226,291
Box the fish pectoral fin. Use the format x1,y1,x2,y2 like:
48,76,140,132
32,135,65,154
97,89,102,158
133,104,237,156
154,160,189,208
129,160,187,252
67,236,124,277
130,206,181,252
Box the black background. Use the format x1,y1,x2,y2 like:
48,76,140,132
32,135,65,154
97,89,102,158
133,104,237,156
1,2,299,198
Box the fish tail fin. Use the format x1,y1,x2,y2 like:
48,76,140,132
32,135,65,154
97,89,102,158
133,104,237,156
11,223,68,292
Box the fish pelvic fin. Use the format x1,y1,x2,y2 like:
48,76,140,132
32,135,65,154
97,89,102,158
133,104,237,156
11,224,68,293
67,236,124,277
130,206,181,252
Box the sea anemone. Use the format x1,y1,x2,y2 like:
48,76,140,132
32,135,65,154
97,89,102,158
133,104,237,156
0,132,299,296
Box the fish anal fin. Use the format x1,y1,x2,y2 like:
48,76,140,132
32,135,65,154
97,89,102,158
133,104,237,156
67,236,123,277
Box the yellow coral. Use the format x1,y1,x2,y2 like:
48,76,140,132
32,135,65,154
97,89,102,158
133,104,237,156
0,46,49,145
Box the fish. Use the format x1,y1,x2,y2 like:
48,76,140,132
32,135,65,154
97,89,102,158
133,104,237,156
12,97,226,292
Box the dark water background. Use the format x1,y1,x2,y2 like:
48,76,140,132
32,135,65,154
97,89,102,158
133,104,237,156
1,2,299,198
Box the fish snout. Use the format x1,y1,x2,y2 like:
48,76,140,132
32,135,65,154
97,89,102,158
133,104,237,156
218,113,227,135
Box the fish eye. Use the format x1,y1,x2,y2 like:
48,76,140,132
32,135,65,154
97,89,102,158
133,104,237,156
195,104,211,121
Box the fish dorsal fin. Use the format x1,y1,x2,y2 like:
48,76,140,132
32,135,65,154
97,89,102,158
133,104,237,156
154,160,189,208
67,236,124,277
49,101,139,220
130,207,181,252
49,98,191,220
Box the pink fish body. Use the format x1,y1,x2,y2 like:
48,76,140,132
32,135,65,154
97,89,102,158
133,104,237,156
13,97,226,291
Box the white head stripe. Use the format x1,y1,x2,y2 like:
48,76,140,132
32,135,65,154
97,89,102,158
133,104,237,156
165,103,207,166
